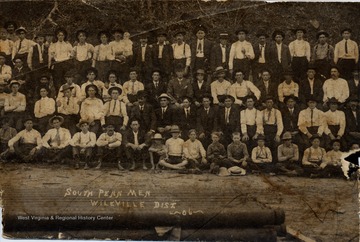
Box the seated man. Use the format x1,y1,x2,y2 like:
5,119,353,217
250,134,273,173
103,86,128,132
301,135,326,177
122,68,145,107
227,132,250,170
183,129,208,172
4,80,26,131
70,120,97,170
123,119,149,171
319,139,344,178
277,69,299,104
276,132,302,176
42,115,72,164
207,131,229,175
158,125,188,170
149,133,167,170
0,117,17,155
167,64,193,107
6,117,41,163
34,87,56,135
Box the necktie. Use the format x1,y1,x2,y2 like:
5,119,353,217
345,40,348,54
140,106,143,112
18,39,23,52
154,82,158,88
132,82,135,94
162,108,165,119
205,108,209,115
67,97,70,105
225,108,229,123
260,45,264,56
267,110,271,123
310,109,314,126
112,100,117,112
178,79,182,85
55,129,61,146
185,109,188,118
142,45,146,62
290,108,293,115
197,41,202,53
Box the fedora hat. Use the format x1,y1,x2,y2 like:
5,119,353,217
108,86,122,96
235,28,248,35
283,95,299,104
15,26,27,34
173,29,186,37
341,27,352,34
170,125,181,133
228,166,246,176
218,167,231,177
256,134,266,141
272,30,285,40
307,63,317,71
60,84,74,93
282,132,292,140
306,95,317,103
213,66,227,76
327,97,340,105
219,32,229,39
157,93,171,101
316,30,329,39
194,24,208,34
76,119,90,129
9,80,21,88
49,115,64,126
152,133,164,140
196,69,206,75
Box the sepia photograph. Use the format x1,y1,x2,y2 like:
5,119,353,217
0,0,359,241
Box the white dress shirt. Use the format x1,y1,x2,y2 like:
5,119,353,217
34,97,55,118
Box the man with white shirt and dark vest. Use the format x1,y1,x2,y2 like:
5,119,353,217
196,94,217,149
42,115,72,164
322,66,349,108
253,31,271,83
299,64,324,109
210,33,231,74
298,95,326,149
344,97,360,146
7,117,42,163
130,90,156,134
34,87,56,135
145,69,167,109
27,32,49,83
134,33,153,85
190,25,213,78
288,28,311,83
171,29,191,76
151,30,173,83
72,30,94,79
103,86,128,132
48,28,73,91
4,80,26,131
348,69,360,100
268,30,291,84
334,28,359,81
12,27,35,66
229,28,254,80
311,30,334,81
0,52,12,85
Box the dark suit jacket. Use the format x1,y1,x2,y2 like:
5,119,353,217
210,43,231,71
174,105,197,133
196,106,218,135
281,106,300,132
268,43,291,70
347,79,360,100
255,80,278,104
345,109,360,133
253,42,271,64
190,38,213,69
145,81,167,108
130,103,157,132
123,129,148,146
167,78,193,101
217,105,240,132
134,44,153,69
299,78,324,104
31,44,49,69
151,44,174,74
192,81,211,103
154,106,175,128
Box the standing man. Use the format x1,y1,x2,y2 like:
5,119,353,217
311,30,334,81
12,27,35,65
27,32,49,82
196,94,217,149
299,65,324,109
210,66,231,105
253,31,271,83
4,80,26,131
269,30,291,84
0,52,12,85
72,30,94,78
171,29,191,76
210,33,231,74
229,28,254,80
323,66,349,108
145,69,167,109
334,28,359,81
151,30,173,83
288,28,311,83
256,69,278,108
134,33,153,84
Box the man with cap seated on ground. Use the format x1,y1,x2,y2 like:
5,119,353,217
277,131,302,176
171,29,191,76
277,68,299,106
250,134,274,174
323,97,346,150
344,97,360,148
12,27,35,65
103,86,128,132
158,125,188,170
320,139,344,178
6,117,42,163
268,30,291,85
145,69,168,109
183,129,208,173
252,31,271,83
96,123,123,170
122,68,145,107
301,135,326,177
229,28,254,80
70,119,96,169
0,52,12,85
298,95,326,149
210,66,231,105
323,66,349,109
27,31,49,82
196,94,217,150
130,90,156,135
192,68,211,107
255,69,278,110
57,84,80,136
167,64,193,108
151,30,173,83
334,28,359,81
210,32,231,74
154,93,175,139
229,69,261,108
311,30,334,81
57,69,81,100
299,64,323,110
123,119,149,171
42,115,72,163
288,27,311,83
190,24,213,77
4,80,26,131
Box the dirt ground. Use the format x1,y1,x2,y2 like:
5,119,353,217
0,162,359,241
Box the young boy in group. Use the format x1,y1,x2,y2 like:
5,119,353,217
227,132,249,170
158,125,188,170
207,131,229,175
183,129,208,173
276,131,302,176
34,87,56,135
319,139,344,178
302,135,326,177
149,133,167,170
70,120,97,170
250,134,273,173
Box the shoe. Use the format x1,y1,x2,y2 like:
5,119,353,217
143,165,148,170
84,163,89,170
75,163,80,169
129,162,135,171
118,162,125,171
95,162,101,169
178,169,189,174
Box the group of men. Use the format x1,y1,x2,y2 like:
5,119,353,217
0,21,359,177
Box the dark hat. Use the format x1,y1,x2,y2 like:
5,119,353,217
156,30,167,37
151,68,162,75
60,84,74,93
307,64,317,71
0,52,6,58
108,86,122,95
194,24,208,34
196,69,206,75
341,27,352,34
328,97,340,105
15,26,27,34
39,73,51,80
256,31,269,38
306,95,317,103
316,30,329,39
75,29,88,38
85,84,99,94
310,134,321,142
256,134,266,141
111,28,124,35
223,95,235,103
173,29,186,37
97,30,110,40
152,133,164,140
293,28,307,34
4,21,17,29
136,90,147,99
170,125,181,133
76,119,90,129
213,66,227,76
13,54,23,61
49,115,64,126
283,68,293,76
242,94,257,103
264,96,276,102
23,116,33,123
181,96,192,102
219,32,229,39
272,30,285,40
235,28,248,35
283,95,299,103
